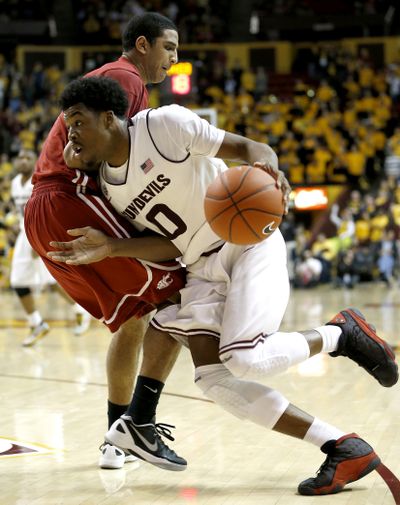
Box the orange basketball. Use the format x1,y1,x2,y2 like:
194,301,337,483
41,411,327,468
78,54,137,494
204,165,284,245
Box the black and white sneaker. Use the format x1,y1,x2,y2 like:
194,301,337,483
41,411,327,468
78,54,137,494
98,442,138,469
105,415,187,471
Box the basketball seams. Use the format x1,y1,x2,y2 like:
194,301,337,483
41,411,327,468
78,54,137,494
208,205,282,226
205,183,283,223
229,212,261,242
231,183,280,210
204,165,283,244
229,207,282,242
206,182,276,201
241,208,283,218
221,165,253,197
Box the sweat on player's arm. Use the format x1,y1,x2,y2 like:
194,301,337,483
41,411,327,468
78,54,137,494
47,226,181,265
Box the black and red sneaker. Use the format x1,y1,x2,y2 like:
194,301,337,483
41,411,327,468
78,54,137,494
298,433,381,495
327,308,398,387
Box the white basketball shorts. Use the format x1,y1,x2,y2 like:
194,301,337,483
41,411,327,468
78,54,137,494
10,229,56,288
152,229,290,348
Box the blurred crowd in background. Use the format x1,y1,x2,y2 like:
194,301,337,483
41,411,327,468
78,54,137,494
73,0,230,44
283,177,400,289
253,0,393,16
0,0,230,44
1,44,400,185
1,0,396,43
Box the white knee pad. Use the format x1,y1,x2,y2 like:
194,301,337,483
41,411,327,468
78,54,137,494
195,363,290,429
220,331,310,380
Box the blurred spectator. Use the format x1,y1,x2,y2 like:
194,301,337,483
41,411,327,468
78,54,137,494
347,189,362,217
344,144,366,186
386,63,400,104
254,66,268,101
311,232,338,282
294,249,323,288
330,204,355,250
370,207,390,245
231,58,244,95
352,242,376,282
25,62,50,106
335,248,358,288
385,127,400,177
354,210,371,244
377,229,397,286
241,67,256,96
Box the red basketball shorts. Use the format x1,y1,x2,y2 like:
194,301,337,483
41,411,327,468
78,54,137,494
25,180,186,332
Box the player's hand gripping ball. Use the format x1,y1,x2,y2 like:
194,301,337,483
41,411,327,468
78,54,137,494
204,165,284,245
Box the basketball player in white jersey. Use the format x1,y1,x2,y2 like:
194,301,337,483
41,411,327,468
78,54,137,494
52,77,398,495
10,149,91,346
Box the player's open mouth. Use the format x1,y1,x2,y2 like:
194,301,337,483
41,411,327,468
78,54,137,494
72,144,82,154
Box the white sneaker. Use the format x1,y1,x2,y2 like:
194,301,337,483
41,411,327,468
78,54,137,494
22,321,50,347
99,443,138,469
73,311,91,336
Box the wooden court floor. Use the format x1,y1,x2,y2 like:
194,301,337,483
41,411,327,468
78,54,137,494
1,283,400,505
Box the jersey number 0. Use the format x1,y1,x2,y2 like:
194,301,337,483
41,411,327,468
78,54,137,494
146,203,187,240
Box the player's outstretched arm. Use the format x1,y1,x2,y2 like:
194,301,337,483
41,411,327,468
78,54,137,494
216,131,279,172
47,226,181,265
216,131,291,213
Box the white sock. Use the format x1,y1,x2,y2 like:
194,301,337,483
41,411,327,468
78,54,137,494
314,325,342,353
73,303,86,315
303,417,345,447
27,310,42,327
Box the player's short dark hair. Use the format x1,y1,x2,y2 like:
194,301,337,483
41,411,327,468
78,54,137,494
60,76,128,118
122,12,177,51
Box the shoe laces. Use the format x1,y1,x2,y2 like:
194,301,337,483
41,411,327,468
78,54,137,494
316,454,331,476
154,422,176,442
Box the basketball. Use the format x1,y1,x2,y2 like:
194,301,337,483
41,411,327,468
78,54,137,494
204,165,284,245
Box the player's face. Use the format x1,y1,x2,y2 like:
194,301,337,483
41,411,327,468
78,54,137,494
145,29,179,83
63,104,108,170
14,149,37,176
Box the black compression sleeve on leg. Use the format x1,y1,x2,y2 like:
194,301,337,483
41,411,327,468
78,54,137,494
127,375,164,424
107,401,129,429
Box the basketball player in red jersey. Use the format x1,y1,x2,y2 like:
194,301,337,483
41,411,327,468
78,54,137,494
24,13,187,471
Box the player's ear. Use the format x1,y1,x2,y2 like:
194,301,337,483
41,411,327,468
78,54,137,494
135,35,148,55
103,110,116,129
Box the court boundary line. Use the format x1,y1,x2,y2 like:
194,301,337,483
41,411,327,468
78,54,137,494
0,372,213,403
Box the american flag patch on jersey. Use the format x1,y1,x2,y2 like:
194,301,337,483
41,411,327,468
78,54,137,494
140,158,154,174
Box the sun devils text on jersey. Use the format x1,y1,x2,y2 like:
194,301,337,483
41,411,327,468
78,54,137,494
120,174,172,220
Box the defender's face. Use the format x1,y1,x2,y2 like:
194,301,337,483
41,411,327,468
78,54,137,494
63,104,106,170
146,29,179,83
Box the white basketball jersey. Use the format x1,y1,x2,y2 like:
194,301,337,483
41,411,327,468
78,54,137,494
10,172,57,287
100,105,227,265
11,174,33,230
